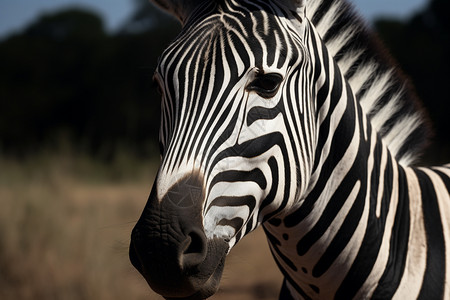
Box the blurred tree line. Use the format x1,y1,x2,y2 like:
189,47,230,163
0,0,448,162
0,0,180,158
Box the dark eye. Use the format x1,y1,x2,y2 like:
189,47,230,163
247,73,283,99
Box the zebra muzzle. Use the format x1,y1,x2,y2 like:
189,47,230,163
129,174,229,299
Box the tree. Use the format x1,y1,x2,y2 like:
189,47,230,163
0,3,180,157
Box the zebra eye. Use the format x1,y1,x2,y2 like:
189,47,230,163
247,73,283,99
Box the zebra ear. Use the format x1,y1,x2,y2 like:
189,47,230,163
149,0,201,24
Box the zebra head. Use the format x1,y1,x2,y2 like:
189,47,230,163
130,0,314,298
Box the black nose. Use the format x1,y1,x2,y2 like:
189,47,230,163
130,174,228,299
129,226,209,297
130,221,208,276
180,227,208,269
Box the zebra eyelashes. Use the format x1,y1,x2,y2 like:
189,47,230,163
246,72,284,99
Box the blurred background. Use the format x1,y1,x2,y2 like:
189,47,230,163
0,0,448,299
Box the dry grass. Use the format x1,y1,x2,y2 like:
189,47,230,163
0,151,282,300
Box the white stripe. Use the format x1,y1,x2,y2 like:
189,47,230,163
392,168,427,299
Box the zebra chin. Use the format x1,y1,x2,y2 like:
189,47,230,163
129,174,229,300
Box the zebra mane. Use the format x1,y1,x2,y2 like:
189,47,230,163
305,0,431,166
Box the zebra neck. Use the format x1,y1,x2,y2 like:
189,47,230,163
262,20,412,298
263,91,411,298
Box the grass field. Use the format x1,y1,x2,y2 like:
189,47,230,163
0,151,282,300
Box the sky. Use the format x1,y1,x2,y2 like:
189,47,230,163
0,0,429,39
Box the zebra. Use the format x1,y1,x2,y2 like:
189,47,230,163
129,0,450,299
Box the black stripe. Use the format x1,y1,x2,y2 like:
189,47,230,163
247,105,281,126
312,151,367,279
415,169,445,299
279,279,298,300
210,169,267,190
432,168,450,194
296,164,361,257
218,217,243,231
207,195,256,212
333,142,394,299
260,157,279,215
264,226,298,272
203,95,241,169
371,161,410,299
180,38,218,165
244,217,255,236
283,59,341,229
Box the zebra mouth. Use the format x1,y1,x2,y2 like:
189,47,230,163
130,228,229,300
130,173,230,299
163,253,226,300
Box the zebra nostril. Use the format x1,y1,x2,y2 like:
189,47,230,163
180,227,208,270
185,231,205,254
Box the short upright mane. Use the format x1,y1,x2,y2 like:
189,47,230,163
305,0,430,166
